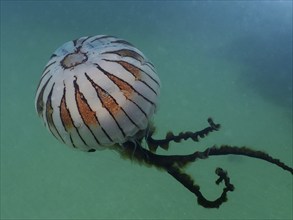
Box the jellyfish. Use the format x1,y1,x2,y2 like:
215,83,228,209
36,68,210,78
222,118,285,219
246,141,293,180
35,35,293,208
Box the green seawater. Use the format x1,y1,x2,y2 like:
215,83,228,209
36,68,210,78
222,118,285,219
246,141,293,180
1,1,292,219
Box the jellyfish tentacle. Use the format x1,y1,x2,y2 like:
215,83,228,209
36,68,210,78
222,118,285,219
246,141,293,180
120,141,201,168
206,145,293,174
121,141,293,174
167,166,234,208
119,137,293,209
146,118,220,152
119,141,235,208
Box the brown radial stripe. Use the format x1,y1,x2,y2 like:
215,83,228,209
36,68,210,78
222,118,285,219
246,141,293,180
35,60,56,97
84,72,121,115
46,86,55,128
102,49,160,86
84,72,126,137
116,61,158,95
59,85,88,147
92,81,140,129
94,63,155,107
36,75,52,116
101,59,159,93
43,60,56,74
103,49,144,63
94,65,147,128
35,70,50,98
117,60,141,80
45,83,64,143
104,72,148,118
60,92,75,131
97,84,120,115
105,72,134,99
35,60,56,94
75,87,99,126
73,78,112,144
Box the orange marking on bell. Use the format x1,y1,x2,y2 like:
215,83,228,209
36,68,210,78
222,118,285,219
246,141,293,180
97,87,121,116
46,101,54,128
107,74,134,99
60,96,74,130
118,61,141,80
75,90,98,126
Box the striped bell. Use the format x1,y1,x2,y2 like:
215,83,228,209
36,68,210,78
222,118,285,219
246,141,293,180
35,35,160,151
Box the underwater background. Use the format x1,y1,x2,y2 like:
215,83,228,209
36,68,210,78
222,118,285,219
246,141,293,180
1,1,292,219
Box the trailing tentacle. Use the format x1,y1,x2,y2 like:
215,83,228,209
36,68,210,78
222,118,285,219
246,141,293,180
119,141,236,208
146,118,220,152
116,118,293,208
167,166,234,208
206,145,293,174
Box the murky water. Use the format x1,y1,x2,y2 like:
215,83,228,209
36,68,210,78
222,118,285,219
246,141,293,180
1,1,292,219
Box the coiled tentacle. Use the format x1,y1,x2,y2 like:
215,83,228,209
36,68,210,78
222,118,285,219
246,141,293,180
118,118,293,208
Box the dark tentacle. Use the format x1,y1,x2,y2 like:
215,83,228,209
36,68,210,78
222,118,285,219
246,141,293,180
116,118,293,208
146,118,292,174
146,118,220,152
206,145,293,174
167,166,234,208
118,140,292,208
119,141,235,208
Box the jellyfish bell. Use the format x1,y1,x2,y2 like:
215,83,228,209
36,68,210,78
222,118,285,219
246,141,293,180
35,35,293,209
35,35,160,151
